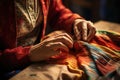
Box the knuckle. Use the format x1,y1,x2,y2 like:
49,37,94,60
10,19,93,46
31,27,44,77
64,33,69,37
92,27,96,31
57,42,63,47
87,20,92,23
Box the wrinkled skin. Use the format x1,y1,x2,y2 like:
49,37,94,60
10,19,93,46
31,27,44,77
29,19,96,62
73,19,96,42
29,31,73,62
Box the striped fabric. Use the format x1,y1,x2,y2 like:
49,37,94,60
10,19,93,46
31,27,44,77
47,30,120,80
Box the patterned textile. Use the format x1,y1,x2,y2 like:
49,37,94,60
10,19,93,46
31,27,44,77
15,0,43,46
47,30,120,80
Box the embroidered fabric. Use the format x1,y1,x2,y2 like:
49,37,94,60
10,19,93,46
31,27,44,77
15,0,43,46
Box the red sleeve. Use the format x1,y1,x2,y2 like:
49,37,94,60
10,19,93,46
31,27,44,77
48,0,84,33
0,46,31,71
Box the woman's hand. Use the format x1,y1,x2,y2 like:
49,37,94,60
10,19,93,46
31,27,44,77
29,31,73,62
73,19,96,42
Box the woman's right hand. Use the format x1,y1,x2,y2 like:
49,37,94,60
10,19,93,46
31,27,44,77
29,31,73,62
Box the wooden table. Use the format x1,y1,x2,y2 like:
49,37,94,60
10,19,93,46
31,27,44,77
9,20,120,80
94,20,120,33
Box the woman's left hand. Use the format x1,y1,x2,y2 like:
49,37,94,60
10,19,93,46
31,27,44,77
73,19,96,42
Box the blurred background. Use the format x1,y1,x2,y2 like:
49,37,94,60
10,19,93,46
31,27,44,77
62,0,120,23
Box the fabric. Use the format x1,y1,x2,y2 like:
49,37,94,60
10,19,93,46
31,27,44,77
8,30,119,80
47,30,120,80
27,64,86,80
15,0,43,46
15,0,41,38
0,0,82,72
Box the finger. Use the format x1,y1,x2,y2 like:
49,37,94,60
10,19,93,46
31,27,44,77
87,21,95,27
43,31,73,42
56,36,73,48
81,22,87,41
87,22,96,41
44,35,73,48
47,42,69,52
54,32,73,42
87,27,96,42
42,31,64,40
73,25,81,40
